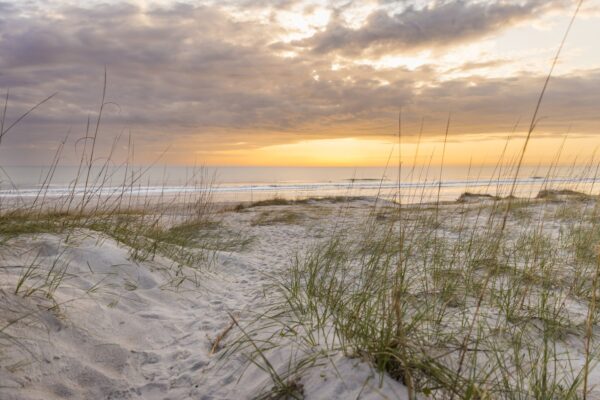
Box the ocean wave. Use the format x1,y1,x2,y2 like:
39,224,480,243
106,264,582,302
0,176,598,198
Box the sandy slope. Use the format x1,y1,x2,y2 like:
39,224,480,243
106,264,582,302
0,200,408,399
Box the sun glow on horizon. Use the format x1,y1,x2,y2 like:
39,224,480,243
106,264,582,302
183,134,600,167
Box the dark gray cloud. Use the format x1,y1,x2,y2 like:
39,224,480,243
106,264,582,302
0,2,415,145
295,0,567,56
0,0,597,165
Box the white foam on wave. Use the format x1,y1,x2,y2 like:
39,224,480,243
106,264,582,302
0,176,598,200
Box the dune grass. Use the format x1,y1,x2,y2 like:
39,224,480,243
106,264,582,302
0,75,256,373
1,1,597,397
223,3,600,397
264,193,599,398
234,195,364,212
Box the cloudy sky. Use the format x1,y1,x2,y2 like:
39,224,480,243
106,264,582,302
0,0,599,166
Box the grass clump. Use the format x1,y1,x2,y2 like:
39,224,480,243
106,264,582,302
252,210,303,226
536,189,589,200
234,195,364,212
235,197,296,211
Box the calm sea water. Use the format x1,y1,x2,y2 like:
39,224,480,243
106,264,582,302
1,165,599,204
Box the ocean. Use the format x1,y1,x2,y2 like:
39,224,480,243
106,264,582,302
1,165,599,205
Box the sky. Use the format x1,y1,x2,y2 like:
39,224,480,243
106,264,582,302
0,0,599,166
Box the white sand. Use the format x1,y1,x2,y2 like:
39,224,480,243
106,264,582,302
4,195,600,399
0,200,408,399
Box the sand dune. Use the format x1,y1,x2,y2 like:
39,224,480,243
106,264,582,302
1,199,407,399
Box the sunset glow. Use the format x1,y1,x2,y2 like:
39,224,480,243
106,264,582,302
177,133,600,167
0,0,598,166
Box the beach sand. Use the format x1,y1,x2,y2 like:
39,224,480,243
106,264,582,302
2,194,600,399
0,198,408,399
